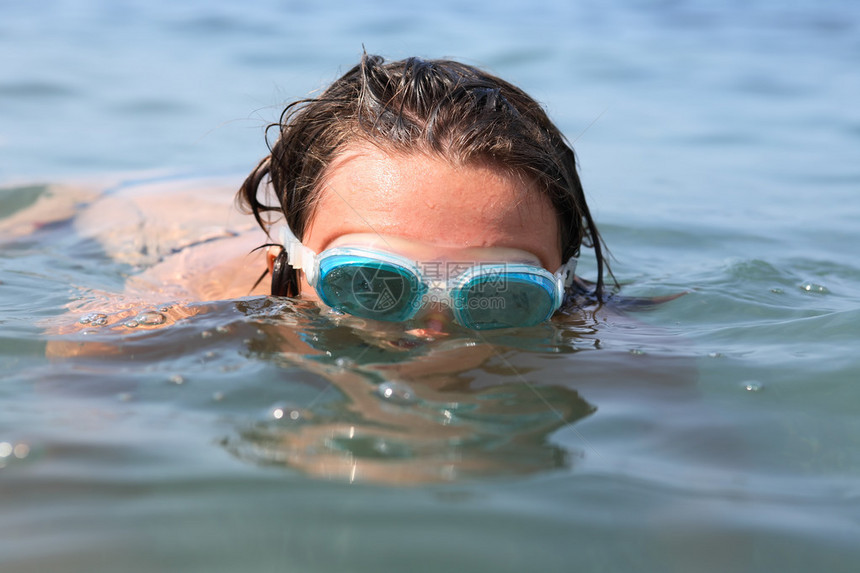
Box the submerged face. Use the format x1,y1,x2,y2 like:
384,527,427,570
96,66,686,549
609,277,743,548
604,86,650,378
295,143,564,329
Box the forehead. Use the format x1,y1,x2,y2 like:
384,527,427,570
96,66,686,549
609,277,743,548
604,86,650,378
303,144,562,269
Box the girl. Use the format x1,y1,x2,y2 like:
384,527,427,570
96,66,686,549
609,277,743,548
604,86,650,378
238,53,612,332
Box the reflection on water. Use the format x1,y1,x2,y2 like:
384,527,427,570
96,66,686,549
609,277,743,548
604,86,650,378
226,378,593,483
230,303,598,483
45,295,680,484
235,298,604,484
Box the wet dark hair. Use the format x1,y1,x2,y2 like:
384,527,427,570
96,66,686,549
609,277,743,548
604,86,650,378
238,53,613,300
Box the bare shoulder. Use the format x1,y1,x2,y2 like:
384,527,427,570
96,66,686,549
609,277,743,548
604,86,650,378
71,174,264,267
8,175,272,351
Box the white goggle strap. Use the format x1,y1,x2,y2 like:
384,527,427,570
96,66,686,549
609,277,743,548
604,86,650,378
556,257,578,289
278,225,318,285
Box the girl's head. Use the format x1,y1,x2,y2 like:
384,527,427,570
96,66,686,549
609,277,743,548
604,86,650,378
238,53,610,311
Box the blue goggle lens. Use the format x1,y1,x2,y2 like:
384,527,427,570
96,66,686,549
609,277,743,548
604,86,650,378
317,255,424,322
453,273,557,330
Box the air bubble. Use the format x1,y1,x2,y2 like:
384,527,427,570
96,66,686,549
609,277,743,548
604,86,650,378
335,357,355,369
79,312,108,326
168,374,185,385
377,380,417,405
0,442,30,460
123,320,139,328
743,381,763,392
135,311,167,326
13,444,30,459
269,403,303,422
799,282,829,294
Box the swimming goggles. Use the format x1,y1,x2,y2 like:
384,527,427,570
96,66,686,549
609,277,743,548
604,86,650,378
279,226,577,330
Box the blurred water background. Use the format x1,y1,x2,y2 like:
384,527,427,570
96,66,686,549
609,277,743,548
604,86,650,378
2,1,860,572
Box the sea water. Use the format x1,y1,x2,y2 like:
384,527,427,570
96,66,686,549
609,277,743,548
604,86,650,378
2,1,860,572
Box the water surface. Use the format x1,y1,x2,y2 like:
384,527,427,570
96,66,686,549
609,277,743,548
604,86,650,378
2,1,860,572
